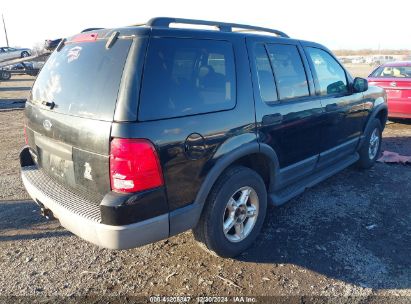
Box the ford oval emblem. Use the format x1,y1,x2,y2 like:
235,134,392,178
43,120,52,131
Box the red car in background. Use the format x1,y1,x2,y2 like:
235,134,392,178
368,62,411,119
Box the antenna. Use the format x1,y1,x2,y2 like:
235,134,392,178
2,14,9,47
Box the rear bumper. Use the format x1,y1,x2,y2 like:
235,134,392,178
20,146,169,249
387,99,411,119
388,112,411,119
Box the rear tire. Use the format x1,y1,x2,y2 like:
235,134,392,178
193,166,267,258
357,119,382,169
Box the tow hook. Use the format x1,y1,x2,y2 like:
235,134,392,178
40,207,54,220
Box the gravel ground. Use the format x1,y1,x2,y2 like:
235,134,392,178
0,75,410,302
0,75,35,110
344,64,376,78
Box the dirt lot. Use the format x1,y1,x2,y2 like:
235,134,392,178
0,72,410,302
344,64,376,78
0,75,35,110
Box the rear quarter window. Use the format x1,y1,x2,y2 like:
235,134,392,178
138,38,236,121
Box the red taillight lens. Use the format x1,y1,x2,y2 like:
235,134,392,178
109,138,164,193
23,126,28,145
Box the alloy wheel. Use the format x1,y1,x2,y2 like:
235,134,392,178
222,186,259,243
368,128,380,160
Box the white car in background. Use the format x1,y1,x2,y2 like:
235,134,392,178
0,47,31,62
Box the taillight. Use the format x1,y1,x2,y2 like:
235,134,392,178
23,126,28,145
109,138,164,193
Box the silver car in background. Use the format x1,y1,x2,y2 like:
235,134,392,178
0,47,31,62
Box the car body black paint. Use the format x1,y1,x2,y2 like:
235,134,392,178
247,37,323,169
21,20,386,240
100,187,168,225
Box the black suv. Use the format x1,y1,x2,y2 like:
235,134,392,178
20,18,387,257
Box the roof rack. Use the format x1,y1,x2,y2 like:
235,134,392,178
146,17,289,38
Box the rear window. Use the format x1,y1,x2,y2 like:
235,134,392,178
138,38,236,121
370,66,411,78
31,39,132,121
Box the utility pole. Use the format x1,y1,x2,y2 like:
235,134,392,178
2,14,9,47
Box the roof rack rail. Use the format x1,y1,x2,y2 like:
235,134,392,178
81,27,104,33
146,17,289,38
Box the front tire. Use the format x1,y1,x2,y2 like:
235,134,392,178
193,166,267,258
357,119,382,169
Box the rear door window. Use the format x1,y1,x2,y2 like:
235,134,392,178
138,38,236,121
254,44,278,102
266,44,310,101
31,39,132,121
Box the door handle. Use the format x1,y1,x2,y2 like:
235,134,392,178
262,113,283,126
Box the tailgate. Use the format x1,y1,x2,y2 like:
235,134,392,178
25,104,111,202
25,33,133,203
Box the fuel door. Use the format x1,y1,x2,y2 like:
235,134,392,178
184,133,206,160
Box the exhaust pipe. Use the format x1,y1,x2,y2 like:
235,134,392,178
40,207,54,220
35,199,54,220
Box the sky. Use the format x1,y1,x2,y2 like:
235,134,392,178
1,0,410,50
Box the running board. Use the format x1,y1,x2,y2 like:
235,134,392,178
269,153,359,207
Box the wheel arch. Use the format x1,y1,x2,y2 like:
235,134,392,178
195,142,279,207
368,102,388,129
359,102,388,149
375,107,388,129
169,142,280,236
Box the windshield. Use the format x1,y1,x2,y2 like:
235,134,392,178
31,39,132,121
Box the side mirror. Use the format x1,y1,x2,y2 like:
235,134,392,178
353,77,368,93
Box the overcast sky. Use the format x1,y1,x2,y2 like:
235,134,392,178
1,0,410,50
